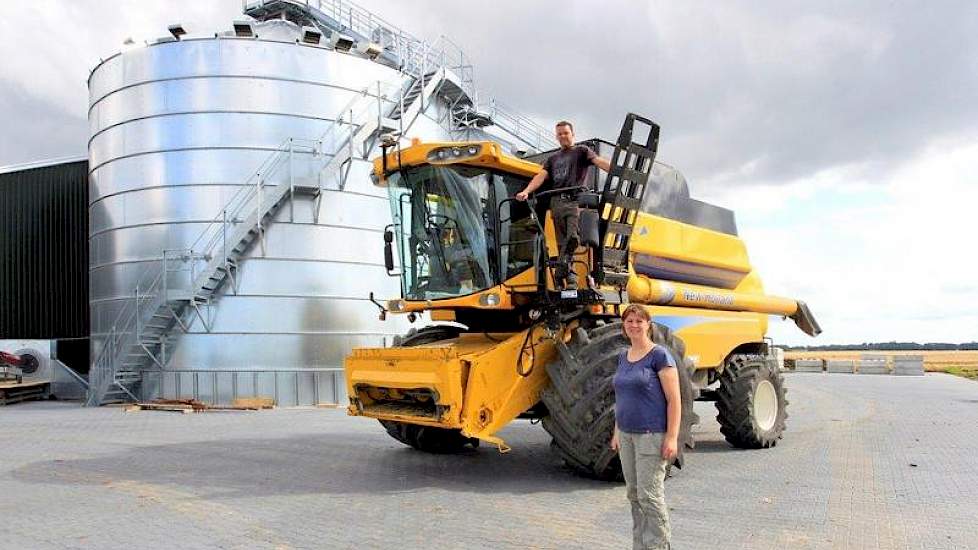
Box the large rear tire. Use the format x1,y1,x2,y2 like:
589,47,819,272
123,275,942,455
715,354,788,448
377,326,479,453
541,321,698,480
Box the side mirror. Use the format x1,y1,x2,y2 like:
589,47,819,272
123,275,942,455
383,229,396,274
577,192,600,209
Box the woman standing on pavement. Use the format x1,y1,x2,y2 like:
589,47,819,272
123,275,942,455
610,304,682,550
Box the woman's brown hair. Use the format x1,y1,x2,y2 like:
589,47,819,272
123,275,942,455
620,304,653,339
620,304,652,323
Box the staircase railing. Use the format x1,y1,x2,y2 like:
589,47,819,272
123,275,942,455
481,99,557,151
317,78,407,190
86,262,165,405
180,75,405,263
244,0,552,151
87,74,421,406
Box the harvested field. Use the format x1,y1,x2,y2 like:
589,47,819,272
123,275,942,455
785,350,978,379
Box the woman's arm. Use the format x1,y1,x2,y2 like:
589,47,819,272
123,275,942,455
658,366,681,460
610,424,620,451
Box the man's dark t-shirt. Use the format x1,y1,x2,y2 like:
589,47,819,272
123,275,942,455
542,145,597,194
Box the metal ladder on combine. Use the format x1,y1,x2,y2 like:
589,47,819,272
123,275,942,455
596,114,660,287
86,70,459,406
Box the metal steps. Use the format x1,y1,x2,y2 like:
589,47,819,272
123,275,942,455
248,0,555,153
321,69,451,191
387,78,424,120
453,105,492,129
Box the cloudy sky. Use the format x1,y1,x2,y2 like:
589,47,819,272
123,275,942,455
2,1,976,345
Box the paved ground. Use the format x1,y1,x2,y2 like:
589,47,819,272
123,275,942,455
0,373,976,550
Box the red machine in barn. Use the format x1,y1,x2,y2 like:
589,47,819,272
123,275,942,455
0,349,50,405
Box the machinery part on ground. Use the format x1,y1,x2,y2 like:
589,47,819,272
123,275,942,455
0,348,54,405
715,354,788,448
0,351,23,367
0,349,44,383
12,351,39,374
378,325,481,453
541,321,698,480
0,351,24,383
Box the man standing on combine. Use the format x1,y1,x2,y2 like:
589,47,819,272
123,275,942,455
515,120,610,289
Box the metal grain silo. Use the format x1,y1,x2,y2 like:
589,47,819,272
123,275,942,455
86,0,555,406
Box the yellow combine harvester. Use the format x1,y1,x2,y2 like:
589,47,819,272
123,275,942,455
345,114,820,479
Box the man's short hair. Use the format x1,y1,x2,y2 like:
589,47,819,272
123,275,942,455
555,120,574,132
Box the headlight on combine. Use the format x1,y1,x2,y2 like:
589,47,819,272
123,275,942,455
479,292,501,307
427,144,483,163
388,299,407,312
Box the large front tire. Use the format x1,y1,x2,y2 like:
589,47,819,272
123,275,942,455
715,354,788,448
540,321,698,480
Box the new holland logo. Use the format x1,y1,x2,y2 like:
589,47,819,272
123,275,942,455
682,289,735,306
655,282,676,305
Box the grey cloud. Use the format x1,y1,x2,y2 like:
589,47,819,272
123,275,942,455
3,0,977,191
0,79,87,166
361,0,978,191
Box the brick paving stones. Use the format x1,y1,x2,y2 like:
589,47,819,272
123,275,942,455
0,373,976,549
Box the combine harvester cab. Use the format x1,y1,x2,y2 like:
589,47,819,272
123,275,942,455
345,114,820,479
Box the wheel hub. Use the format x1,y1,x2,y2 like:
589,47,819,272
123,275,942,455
753,379,778,431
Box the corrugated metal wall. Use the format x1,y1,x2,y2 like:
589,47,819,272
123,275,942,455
0,160,89,342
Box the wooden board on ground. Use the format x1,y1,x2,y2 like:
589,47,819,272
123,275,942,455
124,397,276,413
124,403,194,414
0,382,51,406
0,379,50,390
230,397,275,410
124,399,206,414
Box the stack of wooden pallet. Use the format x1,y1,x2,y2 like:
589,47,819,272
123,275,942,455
0,380,50,406
123,397,276,413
